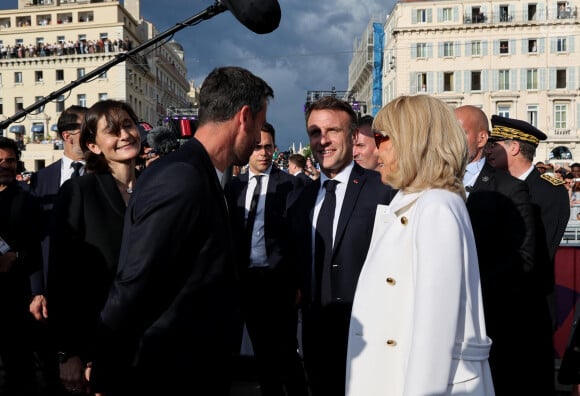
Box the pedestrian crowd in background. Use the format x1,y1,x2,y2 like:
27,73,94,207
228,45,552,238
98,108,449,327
2,64,580,396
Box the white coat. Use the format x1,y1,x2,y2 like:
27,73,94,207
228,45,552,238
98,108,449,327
345,189,495,396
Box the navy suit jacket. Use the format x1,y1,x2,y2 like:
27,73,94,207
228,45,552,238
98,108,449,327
224,167,300,276
285,163,395,307
294,171,312,186
90,138,240,394
29,159,62,294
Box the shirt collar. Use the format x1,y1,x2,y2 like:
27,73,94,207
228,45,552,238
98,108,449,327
517,164,535,181
249,165,272,179
319,161,354,187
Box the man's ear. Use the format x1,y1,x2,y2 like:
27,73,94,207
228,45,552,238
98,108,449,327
238,105,252,129
510,140,522,155
477,130,489,149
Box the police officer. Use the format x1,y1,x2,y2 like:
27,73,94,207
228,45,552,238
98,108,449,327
487,115,569,269
486,115,569,395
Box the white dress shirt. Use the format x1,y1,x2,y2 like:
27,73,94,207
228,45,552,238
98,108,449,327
246,166,272,268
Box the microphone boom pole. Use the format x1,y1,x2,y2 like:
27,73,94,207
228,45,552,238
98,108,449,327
0,1,229,130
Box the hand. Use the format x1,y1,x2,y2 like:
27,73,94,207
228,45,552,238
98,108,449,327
0,251,17,272
29,294,48,321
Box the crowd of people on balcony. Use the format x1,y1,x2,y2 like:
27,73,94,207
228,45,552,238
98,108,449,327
0,37,134,59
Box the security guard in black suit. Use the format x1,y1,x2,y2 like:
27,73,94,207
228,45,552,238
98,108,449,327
487,115,570,395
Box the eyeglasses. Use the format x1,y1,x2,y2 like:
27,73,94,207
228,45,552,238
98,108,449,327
373,131,390,148
146,150,158,159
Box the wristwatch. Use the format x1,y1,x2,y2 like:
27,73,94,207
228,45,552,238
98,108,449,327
57,351,69,364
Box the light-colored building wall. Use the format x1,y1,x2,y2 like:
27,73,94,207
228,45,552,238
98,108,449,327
354,0,580,166
0,0,191,171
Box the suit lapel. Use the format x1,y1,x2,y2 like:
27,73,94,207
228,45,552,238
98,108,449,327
471,162,497,193
334,164,366,252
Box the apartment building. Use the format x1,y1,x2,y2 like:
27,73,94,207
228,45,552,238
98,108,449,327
349,0,580,165
0,0,191,170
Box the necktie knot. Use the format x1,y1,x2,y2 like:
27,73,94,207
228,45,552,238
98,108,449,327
324,179,338,193
71,162,83,178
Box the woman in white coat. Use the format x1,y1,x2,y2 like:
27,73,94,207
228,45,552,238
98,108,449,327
345,95,495,396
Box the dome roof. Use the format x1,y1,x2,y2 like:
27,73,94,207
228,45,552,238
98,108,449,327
168,40,184,52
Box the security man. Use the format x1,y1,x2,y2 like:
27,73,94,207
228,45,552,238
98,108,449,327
486,115,569,395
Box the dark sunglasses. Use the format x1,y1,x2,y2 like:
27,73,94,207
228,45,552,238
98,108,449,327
374,131,390,148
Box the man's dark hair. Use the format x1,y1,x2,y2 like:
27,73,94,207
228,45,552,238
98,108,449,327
80,100,139,173
57,105,88,138
0,136,20,160
358,114,374,128
147,126,180,155
518,140,537,162
305,96,358,135
261,121,276,142
571,163,580,169
197,66,274,126
288,153,306,169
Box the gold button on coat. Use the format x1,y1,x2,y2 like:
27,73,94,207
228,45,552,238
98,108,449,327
386,277,396,285
400,216,408,225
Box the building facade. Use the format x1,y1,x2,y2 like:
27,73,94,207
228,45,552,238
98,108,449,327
350,0,580,165
0,0,191,171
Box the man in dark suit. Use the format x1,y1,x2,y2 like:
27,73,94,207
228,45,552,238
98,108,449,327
225,122,307,396
455,106,553,395
88,66,274,396
29,105,88,317
27,105,87,395
287,153,312,185
0,137,43,396
285,96,394,396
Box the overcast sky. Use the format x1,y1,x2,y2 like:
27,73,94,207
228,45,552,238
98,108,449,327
1,0,396,151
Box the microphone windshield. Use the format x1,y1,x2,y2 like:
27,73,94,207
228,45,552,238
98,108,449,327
221,0,281,34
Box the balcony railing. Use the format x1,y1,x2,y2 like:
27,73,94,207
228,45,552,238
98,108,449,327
463,8,578,25
554,128,572,136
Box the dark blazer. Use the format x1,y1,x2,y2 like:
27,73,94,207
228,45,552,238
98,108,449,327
294,171,313,186
285,163,395,307
29,159,62,294
466,162,554,395
466,162,536,301
90,138,240,395
47,172,127,361
225,167,300,274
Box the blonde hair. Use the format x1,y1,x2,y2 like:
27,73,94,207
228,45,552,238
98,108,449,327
373,95,467,198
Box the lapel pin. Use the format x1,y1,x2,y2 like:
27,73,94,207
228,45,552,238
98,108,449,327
482,176,489,182
353,179,359,184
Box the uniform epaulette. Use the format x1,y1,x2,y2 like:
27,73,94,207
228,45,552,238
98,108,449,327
541,173,566,186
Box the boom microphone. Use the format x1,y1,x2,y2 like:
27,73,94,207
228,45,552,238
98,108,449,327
221,0,281,34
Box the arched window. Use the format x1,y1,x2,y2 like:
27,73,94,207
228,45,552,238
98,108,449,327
549,146,573,160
